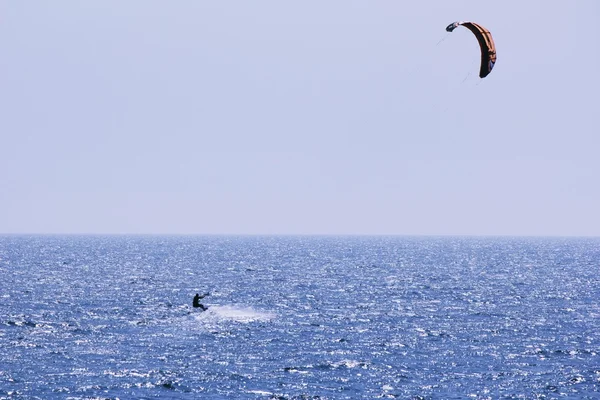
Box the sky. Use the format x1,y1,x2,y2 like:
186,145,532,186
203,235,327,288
1,1,599,236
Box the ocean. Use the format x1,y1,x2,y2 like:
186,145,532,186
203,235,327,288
1,235,599,399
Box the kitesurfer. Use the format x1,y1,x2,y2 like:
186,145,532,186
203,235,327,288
193,292,209,311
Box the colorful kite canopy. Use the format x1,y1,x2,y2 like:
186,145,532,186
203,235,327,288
446,21,497,78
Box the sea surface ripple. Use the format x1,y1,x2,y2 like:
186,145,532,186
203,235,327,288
1,235,599,399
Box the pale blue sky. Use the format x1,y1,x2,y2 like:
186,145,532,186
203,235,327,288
1,1,598,235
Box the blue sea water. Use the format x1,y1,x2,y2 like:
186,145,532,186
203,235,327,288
0,235,599,399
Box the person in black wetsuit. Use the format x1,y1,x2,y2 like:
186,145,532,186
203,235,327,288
193,292,209,310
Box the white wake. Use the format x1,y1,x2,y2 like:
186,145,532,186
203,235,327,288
194,305,275,323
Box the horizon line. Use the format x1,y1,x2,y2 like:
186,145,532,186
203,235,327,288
1,232,599,239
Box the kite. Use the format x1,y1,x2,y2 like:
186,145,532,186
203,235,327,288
446,21,497,78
